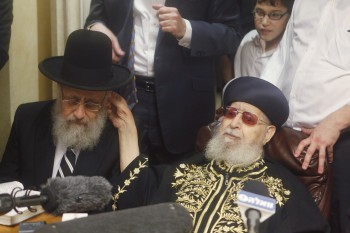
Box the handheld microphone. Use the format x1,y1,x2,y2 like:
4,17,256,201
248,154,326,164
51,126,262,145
0,176,112,215
35,202,193,233
237,180,276,233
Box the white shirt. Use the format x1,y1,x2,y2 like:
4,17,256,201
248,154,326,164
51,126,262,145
261,0,350,130
133,0,192,77
234,30,276,78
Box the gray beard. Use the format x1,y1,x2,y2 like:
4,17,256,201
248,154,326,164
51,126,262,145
204,130,264,167
51,101,107,151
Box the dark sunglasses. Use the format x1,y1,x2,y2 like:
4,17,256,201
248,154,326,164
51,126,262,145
223,106,269,126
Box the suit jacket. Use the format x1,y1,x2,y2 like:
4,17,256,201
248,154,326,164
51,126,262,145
237,0,255,34
0,100,120,190
85,0,242,154
0,0,13,69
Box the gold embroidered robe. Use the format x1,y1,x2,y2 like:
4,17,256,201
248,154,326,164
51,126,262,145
111,155,329,233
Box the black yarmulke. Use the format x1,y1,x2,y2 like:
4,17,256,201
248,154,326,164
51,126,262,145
222,76,289,128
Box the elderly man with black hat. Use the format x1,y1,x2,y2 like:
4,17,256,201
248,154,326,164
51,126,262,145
107,76,329,233
0,29,133,190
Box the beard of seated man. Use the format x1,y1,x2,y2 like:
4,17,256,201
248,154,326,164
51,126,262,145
205,127,264,167
51,100,108,151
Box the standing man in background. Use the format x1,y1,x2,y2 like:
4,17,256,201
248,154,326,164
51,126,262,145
0,0,13,70
238,0,255,34
262,0,350,232
85,0,242,164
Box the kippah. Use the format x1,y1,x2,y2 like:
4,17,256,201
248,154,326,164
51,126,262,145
222,76,289,128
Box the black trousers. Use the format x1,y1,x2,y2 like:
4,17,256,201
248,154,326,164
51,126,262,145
132,76,192,165
330,130,350,233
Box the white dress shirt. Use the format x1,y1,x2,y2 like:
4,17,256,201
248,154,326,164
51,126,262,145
234,29,276,78
261,0,350,130
133,0,192,77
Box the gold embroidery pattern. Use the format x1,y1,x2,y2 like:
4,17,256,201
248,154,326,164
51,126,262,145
216,159,265,174
261,176,291,206
172,163,217,214
112,158,148,211
215,184,245,232
172,159,290,233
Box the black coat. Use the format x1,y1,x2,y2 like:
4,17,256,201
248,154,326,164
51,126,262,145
0,0,13,69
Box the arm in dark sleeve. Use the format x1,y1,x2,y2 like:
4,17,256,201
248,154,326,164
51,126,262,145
281,192,330,233
84,0,108,28
0,105,22,183
267,186,330,233
262,162,330,233
190,0,242,57
0,0,13,69
109,155,159,211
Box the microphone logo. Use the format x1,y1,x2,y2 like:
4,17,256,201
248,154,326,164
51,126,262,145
237,190,276,225
237,190,276,213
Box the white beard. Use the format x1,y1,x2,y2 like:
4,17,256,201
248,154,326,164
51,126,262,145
52,101,107,151
204,129,264,167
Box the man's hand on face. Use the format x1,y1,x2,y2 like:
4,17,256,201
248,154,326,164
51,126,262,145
107,92,139,171
106,92,135,131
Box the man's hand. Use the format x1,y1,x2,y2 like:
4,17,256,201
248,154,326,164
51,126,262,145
107,92,134,130
107,92,139,171
89,23,125,63
294,121,340,174
152,4,186,39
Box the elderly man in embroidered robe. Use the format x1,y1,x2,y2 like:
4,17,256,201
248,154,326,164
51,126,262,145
108,77,329,233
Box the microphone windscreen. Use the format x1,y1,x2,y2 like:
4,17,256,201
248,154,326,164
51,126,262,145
41,176,112,215
35,202,193,233
242,180,269,196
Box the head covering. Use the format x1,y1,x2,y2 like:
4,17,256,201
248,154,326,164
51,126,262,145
222,76,289,128
39,29,132,91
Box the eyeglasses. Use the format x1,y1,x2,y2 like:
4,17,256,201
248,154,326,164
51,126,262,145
61,88,107,112
253,8,289,20
223,106,269,126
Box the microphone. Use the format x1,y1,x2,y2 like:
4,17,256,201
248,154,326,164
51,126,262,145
0,176,112,215
40,176,112,215
34,202,193,233
237,180,276,233
0,193,14,215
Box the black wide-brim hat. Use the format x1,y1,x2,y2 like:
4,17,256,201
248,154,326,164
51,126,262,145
222,76,289,128
39,29,132,91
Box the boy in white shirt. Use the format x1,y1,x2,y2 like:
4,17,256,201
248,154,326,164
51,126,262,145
234,0,294,78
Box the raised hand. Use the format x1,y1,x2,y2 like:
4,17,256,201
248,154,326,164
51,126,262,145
152,4,186,39
89,23,125,63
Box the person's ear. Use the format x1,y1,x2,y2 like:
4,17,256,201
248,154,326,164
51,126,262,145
103,91,113,108
106,91,112,98
262,125,276,145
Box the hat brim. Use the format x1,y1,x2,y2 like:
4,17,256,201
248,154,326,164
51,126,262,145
39,56,132,91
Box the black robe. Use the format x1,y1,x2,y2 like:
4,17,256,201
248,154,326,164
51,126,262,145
110,154,330,233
